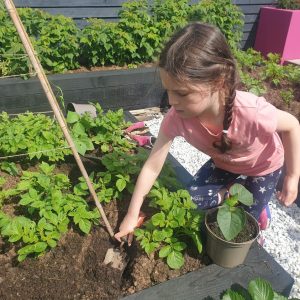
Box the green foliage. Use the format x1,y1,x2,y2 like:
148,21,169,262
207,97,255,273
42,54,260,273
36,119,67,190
276,0,300,9
118,0,161,63
217,183,253,241
189,0,244,49
135,185,204,269
0,8,80,76
151,0,191,41
234,48,265,71
239,71,266,96
263,53,286,86
67,103,134,156
222,278,292,300
0,162,99,261
0,112,72,161
0,161,19,176
280,88,294,105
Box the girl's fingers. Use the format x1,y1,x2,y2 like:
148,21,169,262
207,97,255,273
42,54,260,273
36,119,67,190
127,233,134,246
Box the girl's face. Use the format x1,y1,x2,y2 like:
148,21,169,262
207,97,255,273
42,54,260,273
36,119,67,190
160,69,218,119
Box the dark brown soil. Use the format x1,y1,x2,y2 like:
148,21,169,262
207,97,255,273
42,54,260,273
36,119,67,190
0,161,209,300
208,217,258,243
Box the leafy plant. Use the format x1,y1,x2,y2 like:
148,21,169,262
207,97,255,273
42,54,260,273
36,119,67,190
276,0,300,9
135,184,204,269
216,183,254,241
118,0,161,63
234,48,265,71
223,277,295,300
0,162,99,261
67,103,134,156
151,0,191,42
263,53,286,86
189,0,245,49
0,161,19,176
239,70,267,96
280,88,294,105
0,112,71,161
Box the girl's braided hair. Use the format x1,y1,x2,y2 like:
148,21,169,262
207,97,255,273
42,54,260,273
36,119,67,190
158,22,239,153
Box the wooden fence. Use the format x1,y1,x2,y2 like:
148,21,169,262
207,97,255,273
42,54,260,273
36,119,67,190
13,0,274,48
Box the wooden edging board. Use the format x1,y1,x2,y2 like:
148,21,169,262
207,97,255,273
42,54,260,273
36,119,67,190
0,67,165,114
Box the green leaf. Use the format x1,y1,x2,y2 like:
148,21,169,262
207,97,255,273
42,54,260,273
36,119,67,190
159,245,172,258
217,206,245,241
39,162,55,175
167,250,184,269
172,241,187,252
34,242,48,253
229,183,253,206
74,138,87,155
248,278,274,300
151,212,165,227
67,111,80,124
0,161,19,176
116,178,126,192
273,292,288,300
78,218,91,234
222,290,245,300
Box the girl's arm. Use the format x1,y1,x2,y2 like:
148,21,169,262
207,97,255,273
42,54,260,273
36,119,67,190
276,109,300,206
115,129,173,242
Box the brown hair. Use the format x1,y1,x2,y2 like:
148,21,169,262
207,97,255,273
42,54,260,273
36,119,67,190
159,22,239,153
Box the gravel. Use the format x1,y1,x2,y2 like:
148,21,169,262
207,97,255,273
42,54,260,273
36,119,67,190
145,114,300,298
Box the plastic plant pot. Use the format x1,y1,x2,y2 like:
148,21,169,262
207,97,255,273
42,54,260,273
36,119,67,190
205,208,259,268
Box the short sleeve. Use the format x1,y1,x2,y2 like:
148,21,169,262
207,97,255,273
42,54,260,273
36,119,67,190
256,97,278,135
160,107,180,139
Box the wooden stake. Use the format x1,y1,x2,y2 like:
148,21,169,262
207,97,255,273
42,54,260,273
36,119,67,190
4,0,115,238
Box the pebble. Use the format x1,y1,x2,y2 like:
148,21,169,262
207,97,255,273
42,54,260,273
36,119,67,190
145,116,300,298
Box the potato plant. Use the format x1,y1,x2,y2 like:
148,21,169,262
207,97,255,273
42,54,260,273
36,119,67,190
0,162,99,262
135,184,204,269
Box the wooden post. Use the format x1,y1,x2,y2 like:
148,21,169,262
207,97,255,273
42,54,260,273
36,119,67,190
4,0,115,238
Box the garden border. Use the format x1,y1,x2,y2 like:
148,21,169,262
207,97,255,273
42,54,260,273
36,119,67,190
0,69,296,297
0,67,165,114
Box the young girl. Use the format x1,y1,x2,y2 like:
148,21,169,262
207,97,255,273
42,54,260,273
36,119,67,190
115,22,300,244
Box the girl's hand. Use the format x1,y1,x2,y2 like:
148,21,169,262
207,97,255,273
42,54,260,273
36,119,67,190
277,175,299,206
114,212,145,246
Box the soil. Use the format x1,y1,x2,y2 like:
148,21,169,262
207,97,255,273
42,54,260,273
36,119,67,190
0,159,210,300
208,213,259,243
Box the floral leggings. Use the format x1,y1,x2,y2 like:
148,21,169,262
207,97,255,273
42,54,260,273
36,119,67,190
186,159,282,220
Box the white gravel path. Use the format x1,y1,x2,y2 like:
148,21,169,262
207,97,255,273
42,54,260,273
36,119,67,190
145,115,300,298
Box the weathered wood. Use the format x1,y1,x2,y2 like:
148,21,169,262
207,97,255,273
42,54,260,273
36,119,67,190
0,68,165,114
14,0,126,7
123,243,294,300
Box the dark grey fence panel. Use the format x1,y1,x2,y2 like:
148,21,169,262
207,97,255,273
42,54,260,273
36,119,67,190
13,0,276,48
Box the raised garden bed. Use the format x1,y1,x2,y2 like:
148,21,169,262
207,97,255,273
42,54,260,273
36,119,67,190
0,68,297,299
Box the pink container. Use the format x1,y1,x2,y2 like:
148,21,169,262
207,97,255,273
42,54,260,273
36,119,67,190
254,6,300,64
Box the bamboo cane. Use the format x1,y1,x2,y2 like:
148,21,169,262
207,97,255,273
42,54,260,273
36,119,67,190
4,0,115,238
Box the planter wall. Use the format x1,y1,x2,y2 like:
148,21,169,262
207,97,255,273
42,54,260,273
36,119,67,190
254,6,300,64
0,67,165,114
0,67,296,298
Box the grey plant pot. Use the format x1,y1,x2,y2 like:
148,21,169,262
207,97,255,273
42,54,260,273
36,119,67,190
205,208,259,268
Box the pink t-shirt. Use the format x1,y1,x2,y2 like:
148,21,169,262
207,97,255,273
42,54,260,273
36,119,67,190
161,90,284,176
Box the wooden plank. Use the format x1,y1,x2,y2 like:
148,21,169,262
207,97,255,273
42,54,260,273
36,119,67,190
14,0,126,7
123,243,294,300
245,14,259,23
238,4,267,14
0,68,164,113
233,0,273,4
39,7,120,18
